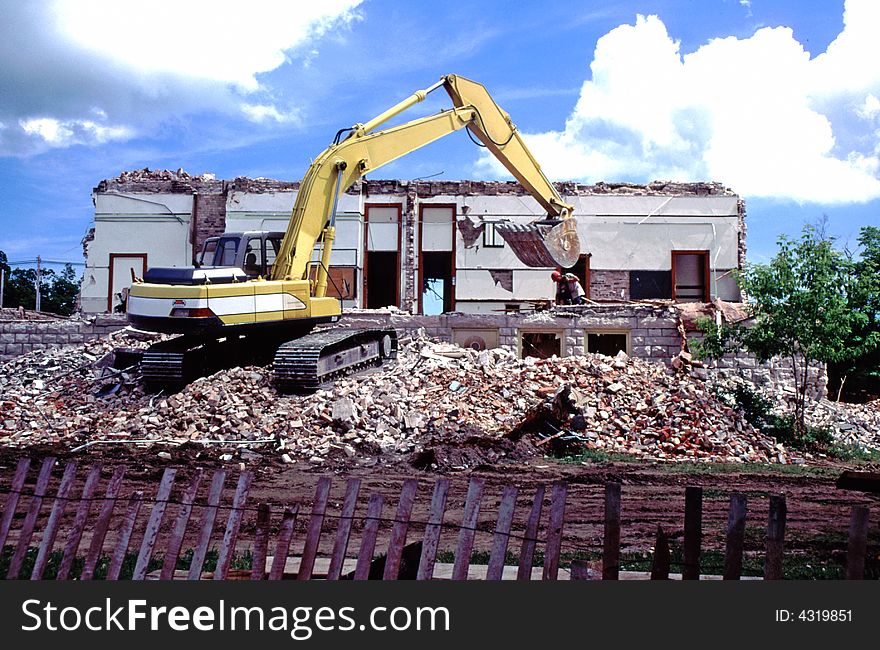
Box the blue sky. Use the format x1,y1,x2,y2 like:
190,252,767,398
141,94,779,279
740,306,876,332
1,0,878,271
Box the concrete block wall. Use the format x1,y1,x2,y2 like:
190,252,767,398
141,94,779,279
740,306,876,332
0,316,129,362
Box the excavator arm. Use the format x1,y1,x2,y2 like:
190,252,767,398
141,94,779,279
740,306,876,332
271,74,580,291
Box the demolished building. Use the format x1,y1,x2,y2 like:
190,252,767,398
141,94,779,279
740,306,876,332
76,169,767,373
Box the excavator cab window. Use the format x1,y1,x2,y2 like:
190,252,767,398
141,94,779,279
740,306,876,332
196,238,218,267
215,236,240,267
265,237,282,277
243,237,263,277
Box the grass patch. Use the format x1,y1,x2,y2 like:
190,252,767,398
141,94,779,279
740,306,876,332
0,546,251,580
436,546,857,579
560,451,837,477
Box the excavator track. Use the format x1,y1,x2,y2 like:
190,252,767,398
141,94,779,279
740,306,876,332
273,328,398,393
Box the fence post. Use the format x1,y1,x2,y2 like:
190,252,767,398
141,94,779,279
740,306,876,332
328,478,362,581
683,486,702,580
417,478,450,580
650,525,670,580
214,472,252,580
107,492,144,580
603,481,621,580
517,485,545,580
543,481,567,581
764,494,787,580
382,479,418,581
269,506,299,580
81,465,126,581
57,465,102,580
7,457,56,579
160,471,203,580
0,458,31,551
846,505,869,580
724,493,747,580
297,476,331,581
250,503,272,580
486,485,518,581
31,461,79,580
188,470,226,580
133,468,177,580
354,494,384,580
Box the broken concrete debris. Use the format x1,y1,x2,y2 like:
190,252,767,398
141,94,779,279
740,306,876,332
1,329,877,468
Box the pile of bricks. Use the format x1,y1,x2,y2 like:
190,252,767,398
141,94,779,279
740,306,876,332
0,329,800,466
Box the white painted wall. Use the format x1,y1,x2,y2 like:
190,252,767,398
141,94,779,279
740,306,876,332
84,185,742,313
81,192,193,313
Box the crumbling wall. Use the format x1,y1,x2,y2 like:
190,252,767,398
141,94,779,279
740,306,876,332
192,191,228,260
0,315,128,362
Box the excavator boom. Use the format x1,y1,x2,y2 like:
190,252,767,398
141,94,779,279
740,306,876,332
272,74,579,287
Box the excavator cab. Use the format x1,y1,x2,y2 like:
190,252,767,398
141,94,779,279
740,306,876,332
193,232,285,278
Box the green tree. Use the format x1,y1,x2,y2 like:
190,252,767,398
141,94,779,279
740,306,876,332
0,251,80,315
692,226,876,437
831,226,880,397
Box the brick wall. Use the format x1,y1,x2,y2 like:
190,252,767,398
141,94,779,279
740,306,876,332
193,191,228,260
0,316,128,362
590,271,630,301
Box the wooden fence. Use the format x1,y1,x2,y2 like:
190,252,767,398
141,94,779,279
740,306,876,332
0,457,875,580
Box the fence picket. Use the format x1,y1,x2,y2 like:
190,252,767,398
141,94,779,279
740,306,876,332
188,470,226,580
846,505,869,580
517,485,545,581
81,466,127,580
417,478,450,580
764,494,787,580
268,506,299,580
602,482,621,581
452,477,485,581
31,461,78,579
486,485,517,581
724,493,748,581
160,471,203,580
683,486,702,581
297,476,331,581
0,458,31,551
542,481,567,581
107,492,144,581
7,457,56,579
214,472,252,580
133,468,178,580
382,479,418,581
354,493,384,580
328,478,361,581
250,503,272,580
57,465,102,580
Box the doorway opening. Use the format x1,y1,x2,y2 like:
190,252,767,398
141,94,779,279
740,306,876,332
364,251,399,308
420,251,454,315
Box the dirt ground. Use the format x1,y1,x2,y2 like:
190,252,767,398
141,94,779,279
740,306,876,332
2,440,878,578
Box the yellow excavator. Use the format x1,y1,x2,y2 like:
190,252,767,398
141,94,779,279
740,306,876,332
127,74,580,391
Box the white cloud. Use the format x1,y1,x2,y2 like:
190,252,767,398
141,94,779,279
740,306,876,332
0,1,363,155
240,103,301,125
477,0,880,203
52,0,362,92
20,117,133,148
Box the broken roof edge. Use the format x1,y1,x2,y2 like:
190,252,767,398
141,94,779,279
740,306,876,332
94,169,738,199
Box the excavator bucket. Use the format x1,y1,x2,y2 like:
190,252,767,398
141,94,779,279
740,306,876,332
495,218,581,268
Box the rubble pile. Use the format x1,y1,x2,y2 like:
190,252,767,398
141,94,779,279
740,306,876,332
1,330,792,465
758,383,879,451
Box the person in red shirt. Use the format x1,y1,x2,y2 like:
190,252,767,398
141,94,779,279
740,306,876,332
551,270,586,305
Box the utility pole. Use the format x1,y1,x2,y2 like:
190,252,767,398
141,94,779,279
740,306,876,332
0,267,5,309
35,255,41,312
